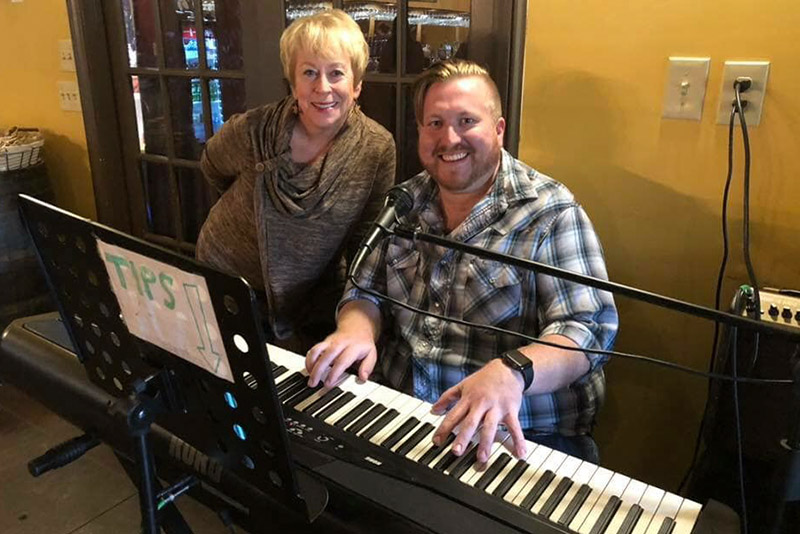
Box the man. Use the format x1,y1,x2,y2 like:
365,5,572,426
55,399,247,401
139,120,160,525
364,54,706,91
306,60,618,464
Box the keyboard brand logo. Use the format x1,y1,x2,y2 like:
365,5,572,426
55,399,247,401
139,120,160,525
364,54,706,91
169,436,223,483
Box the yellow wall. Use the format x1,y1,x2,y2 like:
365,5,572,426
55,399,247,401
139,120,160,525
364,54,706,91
0,0,95,218
521,1,800,489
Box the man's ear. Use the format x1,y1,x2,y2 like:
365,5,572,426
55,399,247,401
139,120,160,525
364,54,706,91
496,117,506,142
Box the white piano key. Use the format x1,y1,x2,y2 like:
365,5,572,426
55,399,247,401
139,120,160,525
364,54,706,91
605,478,648,534
550,461,599,522
630,486,666,534
577,472,630,533
532,455,582,515
568,467,614,531
369,398,427,445
643,492,683,534
672,498,702,534
460,435,514,484
505,443,549,504
266,344,306,370
479,440,531,494
293,374,354,412
517,449,567,511
510,446,562,506
319,380,382,424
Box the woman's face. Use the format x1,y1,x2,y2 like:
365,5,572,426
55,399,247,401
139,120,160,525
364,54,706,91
292,49,362,135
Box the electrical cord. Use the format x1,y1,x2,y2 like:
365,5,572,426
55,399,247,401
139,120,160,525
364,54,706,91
349,275,791,386
730,326,749,534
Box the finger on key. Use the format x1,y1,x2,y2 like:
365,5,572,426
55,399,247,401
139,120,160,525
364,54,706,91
356,348,377,382
431,384,461,416
308,345,342,387
325,346,363,387
450,407,483,457
433,396,467,446
478,409,502,463
504,414,527,458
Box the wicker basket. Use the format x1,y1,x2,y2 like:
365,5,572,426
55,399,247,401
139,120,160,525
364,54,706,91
0,139,45,173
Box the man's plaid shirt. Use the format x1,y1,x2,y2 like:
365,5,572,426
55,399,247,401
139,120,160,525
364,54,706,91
341,150,618,436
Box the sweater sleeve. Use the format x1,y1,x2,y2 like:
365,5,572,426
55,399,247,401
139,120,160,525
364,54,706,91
200,111,253,194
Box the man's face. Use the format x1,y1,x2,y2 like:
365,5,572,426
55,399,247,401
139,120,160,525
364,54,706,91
417,76,505,197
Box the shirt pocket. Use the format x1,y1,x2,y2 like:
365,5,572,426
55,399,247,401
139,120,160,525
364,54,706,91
463,259,523,326
386,243,420,303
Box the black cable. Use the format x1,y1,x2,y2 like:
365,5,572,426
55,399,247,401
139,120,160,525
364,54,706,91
349,276,791,386
731,327,749,534
677,106,738,495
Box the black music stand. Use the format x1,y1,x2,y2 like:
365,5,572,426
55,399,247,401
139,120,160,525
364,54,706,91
18,195,327,533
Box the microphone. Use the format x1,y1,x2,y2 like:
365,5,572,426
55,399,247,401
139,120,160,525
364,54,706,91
349,184,414,279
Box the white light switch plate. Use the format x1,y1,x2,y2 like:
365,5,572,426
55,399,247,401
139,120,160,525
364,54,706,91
58,81,82,112
716,60,770,126
59,39,76,72
662,57,711,121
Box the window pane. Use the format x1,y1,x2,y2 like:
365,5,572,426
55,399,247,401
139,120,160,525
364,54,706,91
167,77,205,160
132,75,168,155
211,78,247,135
142,161,175,237
177,166,213,243
359,82,396,142
122,0,158,68
204,1,244,71
404,85,422,179
343,1,396,74
410,4,471,73
161,1,197,69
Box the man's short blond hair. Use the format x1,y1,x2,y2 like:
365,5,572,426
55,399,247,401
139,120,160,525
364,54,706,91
280,9,369,87
412,59,503,124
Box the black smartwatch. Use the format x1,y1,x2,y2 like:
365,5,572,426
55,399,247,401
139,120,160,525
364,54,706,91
500,349,534,391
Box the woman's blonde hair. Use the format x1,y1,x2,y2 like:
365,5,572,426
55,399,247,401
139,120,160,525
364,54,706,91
280,9,369,87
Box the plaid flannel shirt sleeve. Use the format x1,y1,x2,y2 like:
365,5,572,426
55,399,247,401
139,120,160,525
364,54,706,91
535,204,619,371
338,239,389,317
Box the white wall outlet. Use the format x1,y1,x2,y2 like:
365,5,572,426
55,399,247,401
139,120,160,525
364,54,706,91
59,39,76,71
716,60,770,126
58,81,82,112
662,57,711,121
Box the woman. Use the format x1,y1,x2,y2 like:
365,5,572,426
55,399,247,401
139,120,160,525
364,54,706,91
196,9,396,352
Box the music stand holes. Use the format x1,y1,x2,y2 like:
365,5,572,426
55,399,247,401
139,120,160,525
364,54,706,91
233,335,249,354
224,295,239,315
252,407,267,424
96,366,106,380
242,455,255,470
75,237,86,253
260,440,275,458
37,222,48,238
233,424,247,441
91,323,102,337
73,314,84,327
224,391,238,409
242,371,258,390
121,360,131,375
99,302,110,317
110,332,121,347
57,233,66,244
85,340,95,355
102,350,113,365
88,271,99,287
113,377,123,391
269,471,282,488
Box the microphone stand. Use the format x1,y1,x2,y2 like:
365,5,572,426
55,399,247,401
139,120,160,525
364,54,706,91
391,224,800,343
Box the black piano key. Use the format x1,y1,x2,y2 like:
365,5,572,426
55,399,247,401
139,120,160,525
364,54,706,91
270,361,277,371
346,404,387,434
302,387,344,415
418,433,457,465
588,495,622,534
284,384,323,408
558,484,592,526
272,365,288,378
448,444,481,478
360,409,400,440
279,380,310,403
657,517,676,534
520,470,556,510
474,453,512,491
312,391,355,420
617,504,643,534
395,423,435,456
433,444,469,472
538,477,574,518
276,372,305,395
491,459,530,498
381,417,420,449
333,399,374,429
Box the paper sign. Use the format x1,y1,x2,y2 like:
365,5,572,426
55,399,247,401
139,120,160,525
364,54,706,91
97,238,234,383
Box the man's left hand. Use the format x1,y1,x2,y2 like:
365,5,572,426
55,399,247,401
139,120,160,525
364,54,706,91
430,359,527,462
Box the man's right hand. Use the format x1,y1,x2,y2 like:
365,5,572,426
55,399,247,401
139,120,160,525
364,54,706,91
305,300,382,388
